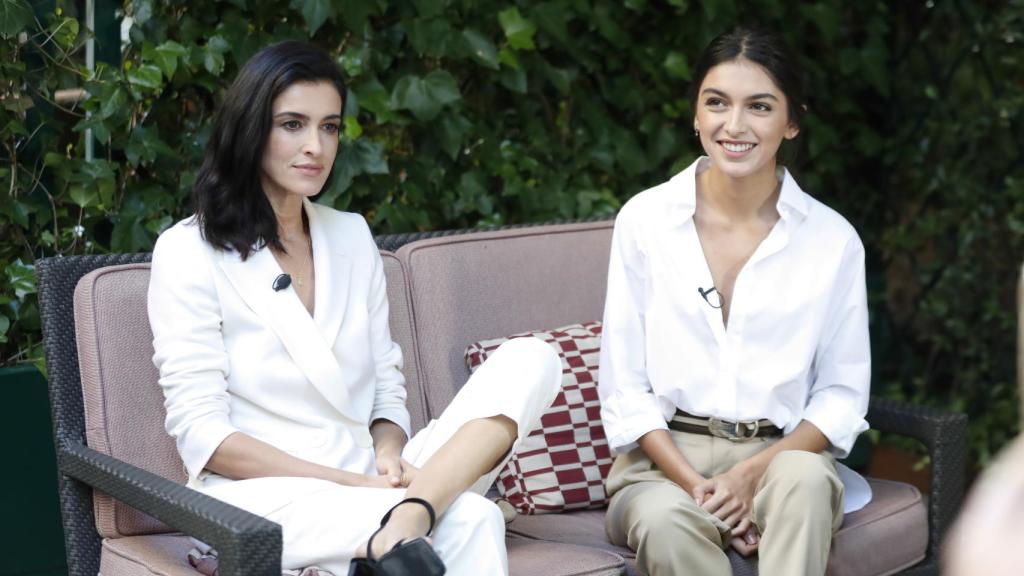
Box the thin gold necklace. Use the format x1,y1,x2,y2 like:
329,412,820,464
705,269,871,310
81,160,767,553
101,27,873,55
292,240,313,288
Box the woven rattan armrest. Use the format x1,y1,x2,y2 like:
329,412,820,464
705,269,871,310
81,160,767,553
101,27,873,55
59,441,281,576
866,398,968,576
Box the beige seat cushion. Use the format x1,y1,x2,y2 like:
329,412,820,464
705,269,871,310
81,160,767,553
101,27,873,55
100,533,196,576
508,478,926,576
100,533,625,576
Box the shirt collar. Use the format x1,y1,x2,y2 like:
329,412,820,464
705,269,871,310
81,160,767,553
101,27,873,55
665,156,809,224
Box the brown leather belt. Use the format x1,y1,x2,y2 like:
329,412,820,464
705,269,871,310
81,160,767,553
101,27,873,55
668,410,782,442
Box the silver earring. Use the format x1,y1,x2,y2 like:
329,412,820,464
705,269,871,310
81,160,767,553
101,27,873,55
694,128,699,137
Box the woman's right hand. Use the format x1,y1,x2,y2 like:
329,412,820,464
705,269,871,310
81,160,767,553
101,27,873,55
357,474,402,489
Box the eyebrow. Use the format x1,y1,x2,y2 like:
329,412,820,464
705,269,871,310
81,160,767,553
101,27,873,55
701,88,780,102
273,111,343,120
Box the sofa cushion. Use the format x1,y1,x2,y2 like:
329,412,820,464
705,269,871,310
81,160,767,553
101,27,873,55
100,533,196,576
75,264,183,539
396,220,614,421
466,322,613,514
507,536,625,576
100,533,626,576
508,478,926,576
381,251,429,433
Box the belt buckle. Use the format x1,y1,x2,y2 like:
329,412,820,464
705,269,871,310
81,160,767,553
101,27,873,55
707,417,759,442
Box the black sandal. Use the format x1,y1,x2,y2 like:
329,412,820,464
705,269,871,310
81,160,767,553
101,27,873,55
348,497,447,576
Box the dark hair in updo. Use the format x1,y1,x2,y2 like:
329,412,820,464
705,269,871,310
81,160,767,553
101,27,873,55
689,26,806,127
193,41,345,259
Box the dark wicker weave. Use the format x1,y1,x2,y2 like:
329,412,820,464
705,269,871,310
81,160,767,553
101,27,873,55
36,223,966,576
864,399,967,576
37,253,281,576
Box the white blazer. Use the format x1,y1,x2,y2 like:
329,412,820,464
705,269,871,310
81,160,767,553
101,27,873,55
148,199,410,488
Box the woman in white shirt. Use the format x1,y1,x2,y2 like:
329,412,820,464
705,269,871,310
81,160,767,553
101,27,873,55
148,41,560,576
598,27,870,576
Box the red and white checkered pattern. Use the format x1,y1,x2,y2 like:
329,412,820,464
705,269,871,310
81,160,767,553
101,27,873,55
465,321,613,515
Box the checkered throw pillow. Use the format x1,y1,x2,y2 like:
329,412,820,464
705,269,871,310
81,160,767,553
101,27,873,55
464,321,613,514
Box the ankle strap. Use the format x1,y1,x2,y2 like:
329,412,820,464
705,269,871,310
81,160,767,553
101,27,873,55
367,497,438,561
384,497,437,536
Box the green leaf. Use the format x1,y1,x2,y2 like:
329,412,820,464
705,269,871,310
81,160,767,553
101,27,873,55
436,113,472,159
145,214,173,236
2,94,33,113
319,138,389,205
202,36,230,75
2,118,27,136
498,47,519,69
389,71,461,121
51,16,79,52
99,86,128,119
343,116,363,140
499,67,527,93
498,7,537,50
0,0,34,39
354,78,402,124
0,313,9,343
463,29,498,70
412,0,447,18
147,40,187,79
130,0,154,25
111,218,151,252
289,0,332,36
663,51,690,80
69,185,98,208
5,259,36,300
127,64,164,90
125,126,178,166
408,17,455,58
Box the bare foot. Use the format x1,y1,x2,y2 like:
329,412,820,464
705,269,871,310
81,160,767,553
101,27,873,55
355,501,433,559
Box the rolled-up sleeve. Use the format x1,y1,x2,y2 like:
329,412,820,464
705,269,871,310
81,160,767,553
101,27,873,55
804,235,871,458
362,225,411,440
148,224,239,482
599,207,669,453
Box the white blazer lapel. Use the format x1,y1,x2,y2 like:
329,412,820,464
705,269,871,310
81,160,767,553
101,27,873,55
217,245,367,436
307,199,351,349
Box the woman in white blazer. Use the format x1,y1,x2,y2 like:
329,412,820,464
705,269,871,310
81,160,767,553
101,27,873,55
147,41,560,576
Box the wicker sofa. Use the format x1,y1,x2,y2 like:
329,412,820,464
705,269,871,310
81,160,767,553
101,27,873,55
37,219,967,576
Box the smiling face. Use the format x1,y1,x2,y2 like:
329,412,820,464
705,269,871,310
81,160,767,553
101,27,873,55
260,80,342,205
693,58,799,180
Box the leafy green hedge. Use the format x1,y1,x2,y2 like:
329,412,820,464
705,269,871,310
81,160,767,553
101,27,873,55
2,0,1021,467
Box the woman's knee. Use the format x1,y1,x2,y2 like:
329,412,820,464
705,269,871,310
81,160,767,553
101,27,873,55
494,337,561,397
444,492,505,531
498,337,560,374
763,450,838,504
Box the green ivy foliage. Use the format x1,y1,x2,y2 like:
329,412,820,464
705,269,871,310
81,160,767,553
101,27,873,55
1,0,1021,468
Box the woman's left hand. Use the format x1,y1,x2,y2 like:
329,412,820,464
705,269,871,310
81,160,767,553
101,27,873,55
376,453,419,487
692,463,760,529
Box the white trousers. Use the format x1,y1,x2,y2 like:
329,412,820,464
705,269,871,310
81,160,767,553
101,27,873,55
198,337,562,576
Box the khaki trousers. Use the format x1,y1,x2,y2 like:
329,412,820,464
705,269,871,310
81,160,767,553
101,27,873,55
605,430,844,576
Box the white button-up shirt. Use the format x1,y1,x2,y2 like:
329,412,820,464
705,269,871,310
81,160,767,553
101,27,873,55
599,157,870,458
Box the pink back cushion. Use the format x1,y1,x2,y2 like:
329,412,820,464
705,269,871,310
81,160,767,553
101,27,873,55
75,263,183,538
397,221,614,419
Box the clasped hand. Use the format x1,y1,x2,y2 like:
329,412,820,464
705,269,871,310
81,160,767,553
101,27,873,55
692,466,760,556
369,452,419,488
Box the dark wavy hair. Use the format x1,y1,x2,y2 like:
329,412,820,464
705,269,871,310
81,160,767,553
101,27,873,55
193,41,345,259
689,26,806,128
